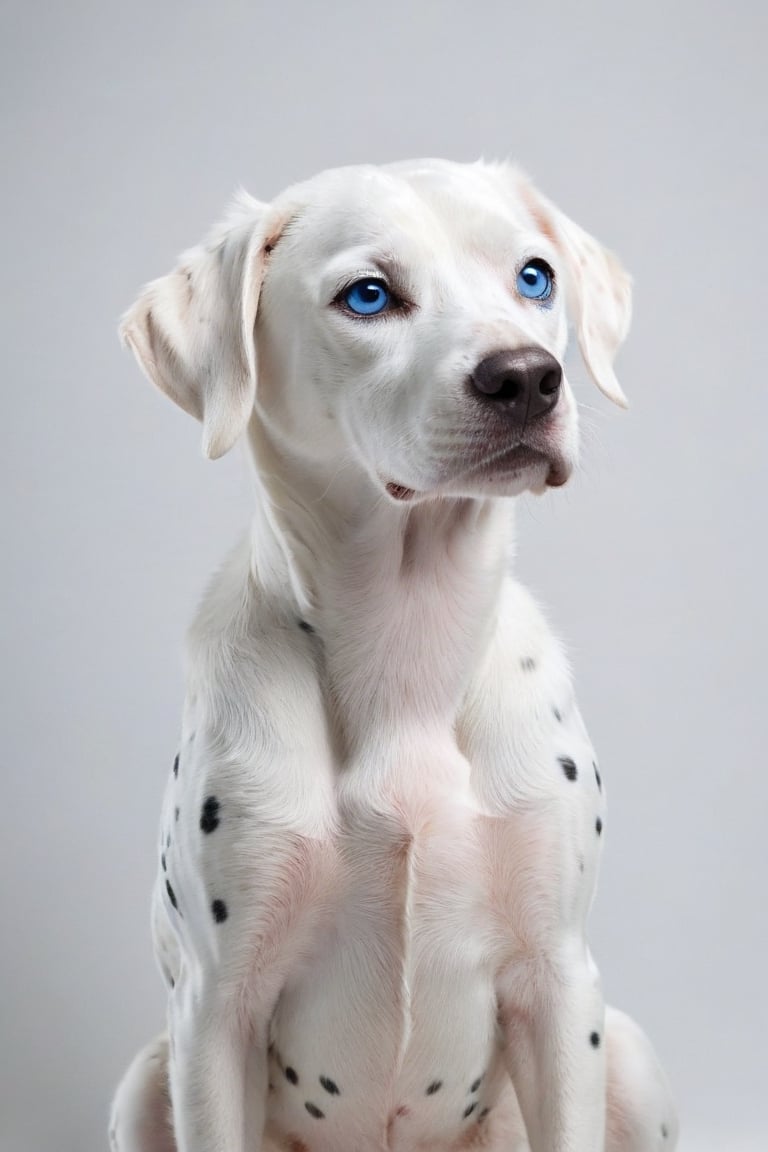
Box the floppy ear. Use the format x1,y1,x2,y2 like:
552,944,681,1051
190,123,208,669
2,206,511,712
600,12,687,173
517,174,633,408
120,191,278,459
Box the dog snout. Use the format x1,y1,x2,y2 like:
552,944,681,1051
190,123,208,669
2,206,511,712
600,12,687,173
469,347,562,424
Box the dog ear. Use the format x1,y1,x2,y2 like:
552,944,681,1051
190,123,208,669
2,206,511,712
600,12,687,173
120,192,279,459
517,174,632,408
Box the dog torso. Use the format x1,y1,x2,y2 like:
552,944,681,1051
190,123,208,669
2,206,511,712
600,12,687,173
153,516,604,1152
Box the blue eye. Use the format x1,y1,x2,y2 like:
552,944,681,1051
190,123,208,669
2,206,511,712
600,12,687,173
516,260,554,301
342,278,391,316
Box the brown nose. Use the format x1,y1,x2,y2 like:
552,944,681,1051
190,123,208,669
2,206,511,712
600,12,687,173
470,347,562,424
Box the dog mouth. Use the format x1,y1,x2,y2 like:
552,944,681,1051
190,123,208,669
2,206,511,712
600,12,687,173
465,443,569,487
386,482,417,502
385,443,570,502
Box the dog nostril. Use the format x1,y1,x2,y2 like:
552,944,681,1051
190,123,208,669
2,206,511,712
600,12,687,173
499,377,522,401
539,370,560,397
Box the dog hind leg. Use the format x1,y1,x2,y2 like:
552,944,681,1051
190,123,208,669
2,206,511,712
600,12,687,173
605,1007,679,1151
110,1034,176,1152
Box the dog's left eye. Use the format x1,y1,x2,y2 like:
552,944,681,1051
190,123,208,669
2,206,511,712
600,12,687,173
516,259,554,301
341,278,392,316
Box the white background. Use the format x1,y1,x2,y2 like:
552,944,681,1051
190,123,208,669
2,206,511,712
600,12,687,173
1,2,765,1150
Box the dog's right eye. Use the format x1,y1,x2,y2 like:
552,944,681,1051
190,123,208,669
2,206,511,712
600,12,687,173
340,278,392,316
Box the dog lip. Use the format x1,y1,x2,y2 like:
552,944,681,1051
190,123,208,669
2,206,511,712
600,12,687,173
545,463,570,487
385,481,416,501
383,444,570,501
440,439,572,494
465,443,551,478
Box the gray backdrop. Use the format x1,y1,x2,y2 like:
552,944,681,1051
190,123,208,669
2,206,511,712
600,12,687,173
1,2,765,1150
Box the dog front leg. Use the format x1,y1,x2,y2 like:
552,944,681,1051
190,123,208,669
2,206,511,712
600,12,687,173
169,986,266,1152
165,823,333,1152
498,945,606,1152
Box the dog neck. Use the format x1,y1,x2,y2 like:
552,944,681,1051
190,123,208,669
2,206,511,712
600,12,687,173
247,418,514,759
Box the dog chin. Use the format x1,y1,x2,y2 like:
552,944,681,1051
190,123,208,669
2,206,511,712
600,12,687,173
448,463,555,499
384,456,572,504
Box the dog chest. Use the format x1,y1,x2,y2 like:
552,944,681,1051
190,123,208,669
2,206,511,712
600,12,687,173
264,776,506,1151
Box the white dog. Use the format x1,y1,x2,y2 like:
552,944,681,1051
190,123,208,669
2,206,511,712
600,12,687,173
110,159,678,1152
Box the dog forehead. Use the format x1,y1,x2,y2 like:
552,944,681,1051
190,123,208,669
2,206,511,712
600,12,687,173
277,160,531,264
386,157,523,217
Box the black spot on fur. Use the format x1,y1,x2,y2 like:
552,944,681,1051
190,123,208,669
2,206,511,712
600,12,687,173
593,761,602,790
285,1066,298,1085
478,1106,490,1121
470,1075,483,1093
463,1102,477,1119
161,853,166,872
211,899,228,923
175,806,180,822
590,1031,601,1048
520,657,536,672
169,976,175,989
661,1123,669,1139
173,753,179,778
596,817,603,836
165,880,178,911
305,1102,324,1119
166,832,171,850
426,1080,442,1095
553,706,562,722
200,796,220,834
559,756,578,781
298,619,314,633
319,1076,340,1095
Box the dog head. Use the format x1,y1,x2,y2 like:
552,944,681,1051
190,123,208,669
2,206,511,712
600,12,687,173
121,160,631,503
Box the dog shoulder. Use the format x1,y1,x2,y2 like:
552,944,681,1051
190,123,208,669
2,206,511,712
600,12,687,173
149,538,338,989
465,576,574,732
459,576,591,800
174,533,337,833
